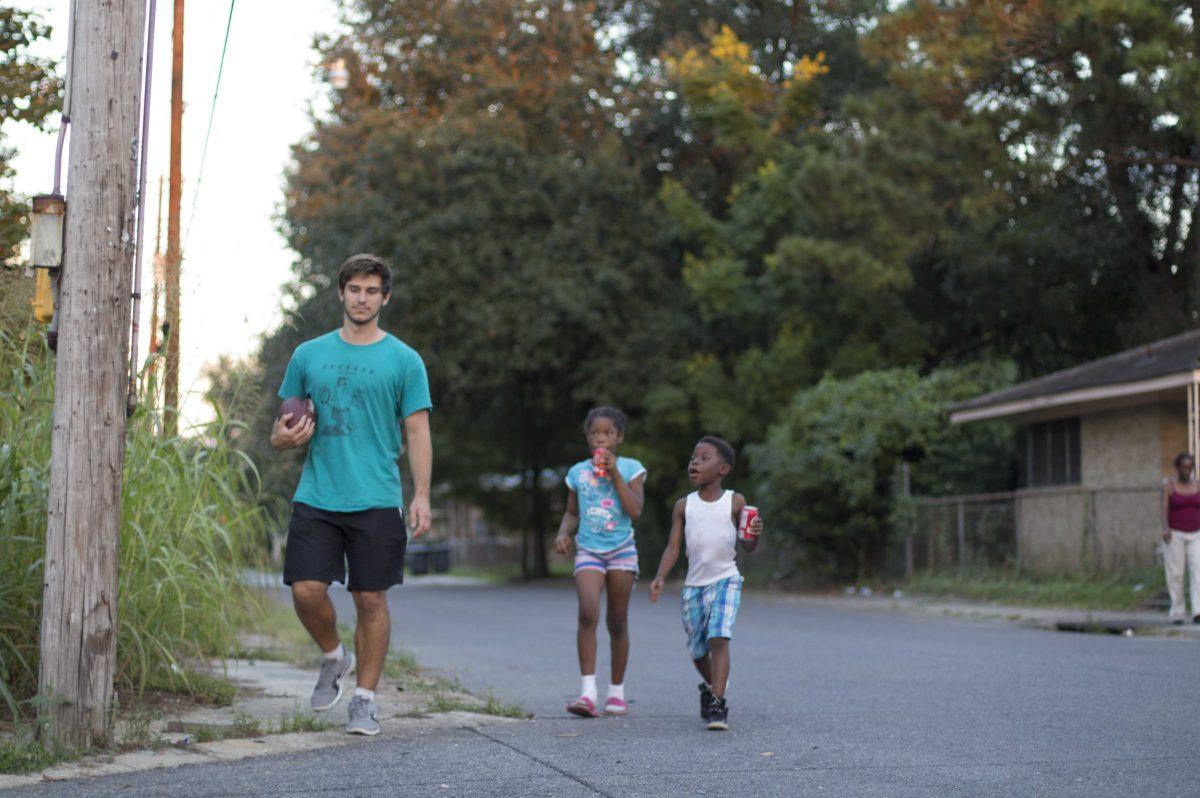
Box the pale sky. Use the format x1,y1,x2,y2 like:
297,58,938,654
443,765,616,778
9,0,343,427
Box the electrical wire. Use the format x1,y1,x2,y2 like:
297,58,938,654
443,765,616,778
52,0,79,196
128,0,159,417
183,0,235,246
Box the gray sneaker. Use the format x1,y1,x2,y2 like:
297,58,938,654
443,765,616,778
310,651,356,711
346,694,380,736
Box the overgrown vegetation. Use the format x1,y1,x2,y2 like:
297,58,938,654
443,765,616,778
0,290,270,724
0,726,73,775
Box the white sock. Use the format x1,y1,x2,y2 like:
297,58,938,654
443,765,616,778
354,687,375,701
581,674,597,702
323,642,345,661
607,683,624,701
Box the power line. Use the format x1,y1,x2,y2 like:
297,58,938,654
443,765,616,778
184,0,235,246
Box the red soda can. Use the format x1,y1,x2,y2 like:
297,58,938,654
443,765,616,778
738,506,759,541
592,448,608,479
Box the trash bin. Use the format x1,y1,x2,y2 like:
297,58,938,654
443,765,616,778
408,545,430,575
431,544,451,573
408,542,451,575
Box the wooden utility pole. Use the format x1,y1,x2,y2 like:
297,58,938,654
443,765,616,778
39,0,148,748
145,176,164,394
163,0,183,435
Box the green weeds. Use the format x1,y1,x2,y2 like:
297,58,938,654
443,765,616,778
0,728,73,775
0,320,269,727
425,691,527,719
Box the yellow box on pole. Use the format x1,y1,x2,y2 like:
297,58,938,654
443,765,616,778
32,267,54,323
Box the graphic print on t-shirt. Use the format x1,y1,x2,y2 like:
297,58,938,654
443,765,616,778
577,469,621,536
566,456,647,552
316,364,371,437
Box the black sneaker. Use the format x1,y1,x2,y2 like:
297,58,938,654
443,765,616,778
706,697,729,731
698,683,714,719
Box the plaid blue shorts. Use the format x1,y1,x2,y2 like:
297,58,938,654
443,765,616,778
680,575,743,659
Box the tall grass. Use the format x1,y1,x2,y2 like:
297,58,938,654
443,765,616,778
0,317,270,722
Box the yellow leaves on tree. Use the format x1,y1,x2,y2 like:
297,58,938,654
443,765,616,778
667,25,828,159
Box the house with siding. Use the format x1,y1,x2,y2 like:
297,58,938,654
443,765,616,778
948,330,1200,575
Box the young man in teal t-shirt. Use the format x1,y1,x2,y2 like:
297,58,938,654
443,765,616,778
270,253,433,736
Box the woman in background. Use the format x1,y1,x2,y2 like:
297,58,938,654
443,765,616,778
1161,452,1200,625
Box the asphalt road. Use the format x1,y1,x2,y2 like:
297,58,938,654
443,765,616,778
13,580,1200,797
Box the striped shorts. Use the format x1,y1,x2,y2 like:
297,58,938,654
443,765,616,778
574,540,638,576
681,575,743,659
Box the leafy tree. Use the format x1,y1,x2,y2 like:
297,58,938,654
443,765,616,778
651,28,1008,439
0,7,60,261
241,0,1200,584
751,363,1015,579
249,0,693,576
868,0,1200,342
593,0,884,90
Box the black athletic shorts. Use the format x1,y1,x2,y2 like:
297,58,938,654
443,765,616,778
283,502,408,592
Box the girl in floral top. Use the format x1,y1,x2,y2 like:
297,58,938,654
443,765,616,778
554,406,647,716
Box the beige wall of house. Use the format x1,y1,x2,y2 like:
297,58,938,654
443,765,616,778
1015,486,1160,575
1016,487,1089,573
1080,402,1186,488
1158,402,1189,475
1013,400,1185,574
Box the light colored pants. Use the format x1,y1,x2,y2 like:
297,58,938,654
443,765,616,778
1164,530,1200,620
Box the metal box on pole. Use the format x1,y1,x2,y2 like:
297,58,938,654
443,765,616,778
30,194,66,324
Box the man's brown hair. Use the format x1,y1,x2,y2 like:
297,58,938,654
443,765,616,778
337,253,391,295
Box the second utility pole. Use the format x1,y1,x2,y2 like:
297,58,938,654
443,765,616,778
163,0,183,435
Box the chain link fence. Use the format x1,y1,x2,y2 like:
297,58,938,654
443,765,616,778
903,493,1018,576
899,486,1162,577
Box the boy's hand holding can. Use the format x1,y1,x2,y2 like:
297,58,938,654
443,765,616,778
737,506,761,541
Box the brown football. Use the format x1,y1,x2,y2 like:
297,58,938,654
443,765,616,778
279,397,315,429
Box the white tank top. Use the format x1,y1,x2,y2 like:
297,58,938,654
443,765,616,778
684,490,741,587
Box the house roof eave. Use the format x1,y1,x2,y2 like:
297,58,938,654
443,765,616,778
950,370,1200,424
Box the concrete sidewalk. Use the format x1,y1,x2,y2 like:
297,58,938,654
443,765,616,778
790,590,1200,637
0,643,518,791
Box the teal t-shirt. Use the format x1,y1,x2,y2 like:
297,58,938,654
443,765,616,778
278,331,432,512
566,456,647,552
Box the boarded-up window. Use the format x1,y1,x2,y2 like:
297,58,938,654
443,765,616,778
1024,418,1081,487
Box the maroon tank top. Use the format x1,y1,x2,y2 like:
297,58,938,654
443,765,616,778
1168,486,1200,532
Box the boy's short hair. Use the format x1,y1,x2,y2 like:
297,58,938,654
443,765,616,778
698,435,735,468
338,253,392,295
584,406,627,435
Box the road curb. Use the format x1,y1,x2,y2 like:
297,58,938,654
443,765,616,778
0,711,518,791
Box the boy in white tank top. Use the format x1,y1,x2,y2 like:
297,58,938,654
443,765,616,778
649,436,763,731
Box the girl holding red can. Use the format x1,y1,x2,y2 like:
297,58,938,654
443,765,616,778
554,406,647,717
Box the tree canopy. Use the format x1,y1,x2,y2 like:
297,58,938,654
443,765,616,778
228,0,1200,580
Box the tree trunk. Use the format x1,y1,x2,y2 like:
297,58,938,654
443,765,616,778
530,444,549,579
38,0,147,748
519,467,533,580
